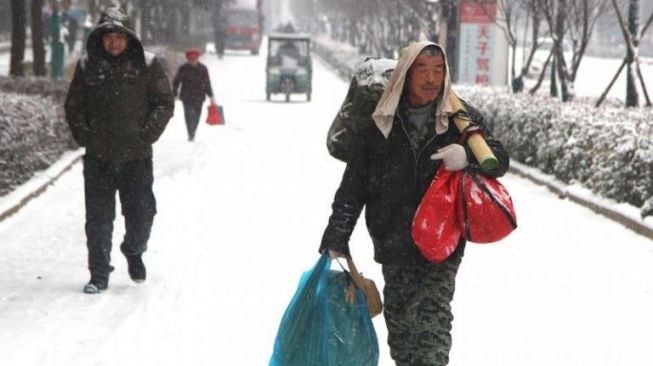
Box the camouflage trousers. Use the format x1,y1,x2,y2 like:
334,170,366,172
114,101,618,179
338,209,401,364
381,244,465,366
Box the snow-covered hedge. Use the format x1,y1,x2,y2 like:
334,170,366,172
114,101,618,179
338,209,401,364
456,86,653,217
312,37,653,218
0,77,74,197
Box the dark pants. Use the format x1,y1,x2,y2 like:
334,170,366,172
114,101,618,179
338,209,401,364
182,100,203,140
83,155,157,279
382,243,465,366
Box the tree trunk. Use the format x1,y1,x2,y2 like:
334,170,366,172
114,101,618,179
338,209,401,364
529,49,553,95
554,0,573,101
635,60,652,106
31,0,47,76
626,0,640,107
10,0,27,77
550,58,559,98
595,59,626,107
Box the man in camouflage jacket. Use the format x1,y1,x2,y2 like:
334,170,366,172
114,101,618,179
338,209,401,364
65,8,174,294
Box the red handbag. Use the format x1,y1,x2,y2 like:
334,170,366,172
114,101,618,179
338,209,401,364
458,172,517,243
411,169,462,263
412,168,517,263
206,102,224,125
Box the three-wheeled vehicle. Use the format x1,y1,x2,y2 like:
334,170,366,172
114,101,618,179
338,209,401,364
266,33,312,102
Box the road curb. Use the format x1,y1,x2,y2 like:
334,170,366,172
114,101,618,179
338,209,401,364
0,149,83,222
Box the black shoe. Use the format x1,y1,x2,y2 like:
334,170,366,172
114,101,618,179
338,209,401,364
125,254,146,283
120,244,146,283
83,276,108,294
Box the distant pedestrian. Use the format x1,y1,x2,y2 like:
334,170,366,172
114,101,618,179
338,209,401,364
49,1,67,80
64,8,174,294
172,49,215,141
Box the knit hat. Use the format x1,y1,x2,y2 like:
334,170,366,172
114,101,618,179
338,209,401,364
185,48,201,60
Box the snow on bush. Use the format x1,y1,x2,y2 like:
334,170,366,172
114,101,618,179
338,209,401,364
0,76,69,101
0,77,74,197
457,86,653,217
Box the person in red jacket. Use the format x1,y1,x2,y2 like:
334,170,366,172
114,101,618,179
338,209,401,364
173,49,215,141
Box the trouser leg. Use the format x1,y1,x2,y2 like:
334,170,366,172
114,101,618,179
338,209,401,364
117,159,157,256
83,155,117,279
183,101,203,140
382,243,465,366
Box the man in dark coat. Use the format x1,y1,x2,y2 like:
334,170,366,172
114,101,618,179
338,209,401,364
320,42,510,365
173,49,214,141
64,8,174,294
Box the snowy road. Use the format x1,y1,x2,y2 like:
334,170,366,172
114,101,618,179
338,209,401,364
1,45,652,366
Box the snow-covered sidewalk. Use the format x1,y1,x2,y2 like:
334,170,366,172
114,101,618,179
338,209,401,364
1,45,652,366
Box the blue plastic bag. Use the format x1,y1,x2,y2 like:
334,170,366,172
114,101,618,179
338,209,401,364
269,254,379,366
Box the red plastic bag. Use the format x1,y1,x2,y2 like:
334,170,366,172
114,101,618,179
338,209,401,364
411,169,462,263
458,173,517,243
412,168,517,263
206,102,224,125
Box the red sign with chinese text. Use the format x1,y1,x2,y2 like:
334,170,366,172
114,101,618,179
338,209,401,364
460,0,496,24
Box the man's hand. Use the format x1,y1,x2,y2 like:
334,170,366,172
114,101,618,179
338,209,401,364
430,144,468,171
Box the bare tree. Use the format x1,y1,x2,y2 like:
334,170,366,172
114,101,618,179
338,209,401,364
298,0,436,60
624,0,641,106
522,0,544,71
596,0,652,107
498,0,522,91
31,0,47,76
528,48,554,94
534,0,575,101
553,0,574,101
10,0,27,77
522,0,549,94
566,0,609,82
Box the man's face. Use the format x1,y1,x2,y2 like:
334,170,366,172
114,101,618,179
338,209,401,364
187,54,200,66
406,53,446,107
102,32,129,56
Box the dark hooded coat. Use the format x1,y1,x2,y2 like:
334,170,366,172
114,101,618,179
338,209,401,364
172,62,213,104
65,10,174,162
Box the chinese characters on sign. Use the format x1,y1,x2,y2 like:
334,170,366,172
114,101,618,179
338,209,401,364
457,0,508,86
